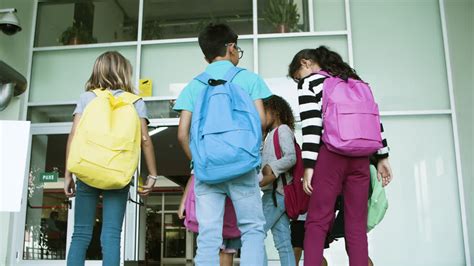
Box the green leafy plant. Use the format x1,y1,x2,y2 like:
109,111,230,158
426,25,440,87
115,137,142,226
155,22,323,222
264,0,300,33
59,21,97,45
195,16,228,35
143,20,163,40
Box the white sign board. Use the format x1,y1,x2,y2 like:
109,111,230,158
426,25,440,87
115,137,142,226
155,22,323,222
0,120,31,212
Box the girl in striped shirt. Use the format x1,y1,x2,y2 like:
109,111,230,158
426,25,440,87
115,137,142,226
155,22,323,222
288,46,393,266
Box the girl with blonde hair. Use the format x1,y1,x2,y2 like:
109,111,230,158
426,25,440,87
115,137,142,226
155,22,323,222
64,51,157,266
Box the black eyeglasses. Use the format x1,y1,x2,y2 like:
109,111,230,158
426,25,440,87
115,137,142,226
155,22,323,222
225,43,244,59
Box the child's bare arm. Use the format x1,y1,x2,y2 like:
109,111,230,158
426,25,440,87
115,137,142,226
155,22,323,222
177,110,193,160
178,176,193,219
259,164,277,187
139,118,158,196
64,114,81,197
254,99,266,132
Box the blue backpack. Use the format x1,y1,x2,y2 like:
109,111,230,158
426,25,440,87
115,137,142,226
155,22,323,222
190,67,262,184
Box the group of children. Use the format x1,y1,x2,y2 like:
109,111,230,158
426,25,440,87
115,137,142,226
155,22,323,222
64,23,393,266
173,24,392,266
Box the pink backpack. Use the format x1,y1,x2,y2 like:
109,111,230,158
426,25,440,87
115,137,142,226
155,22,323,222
319,71,383,157
273,127,310,220
184,176,241,239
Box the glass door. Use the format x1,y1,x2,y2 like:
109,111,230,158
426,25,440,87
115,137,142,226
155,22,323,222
143,192,194,265
18,132,105,265
22,134,70,262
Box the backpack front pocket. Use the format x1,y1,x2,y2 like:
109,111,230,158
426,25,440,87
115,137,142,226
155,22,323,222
80,132,134,170
335,102,382,142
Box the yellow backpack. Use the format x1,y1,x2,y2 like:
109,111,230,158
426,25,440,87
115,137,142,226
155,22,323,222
67,89,142,190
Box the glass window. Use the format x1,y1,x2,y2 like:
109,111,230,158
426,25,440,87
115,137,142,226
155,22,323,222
351,0,450,111
258,0,309,34
258,36,348,78
313,0,346,31
163,213,186,258
35,0,139,47
23,135,69,260
142,0,253,40
145,194,162,263
164,194,182,211
29,46,136,103
145,100,180,119
27,105,75,123
140,40,253,97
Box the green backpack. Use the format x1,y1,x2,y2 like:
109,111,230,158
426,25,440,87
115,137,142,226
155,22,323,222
367,164,388,231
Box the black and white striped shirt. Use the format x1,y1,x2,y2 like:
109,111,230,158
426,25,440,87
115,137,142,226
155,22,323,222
298,73,389,169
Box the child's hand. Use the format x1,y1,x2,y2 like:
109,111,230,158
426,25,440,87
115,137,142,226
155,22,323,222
259,165,276,187
259,174,276,187
138,177,156,197
303,168,314,195
178,203,185,219
64,174,76,198
262,164,273,176
377,158,393,187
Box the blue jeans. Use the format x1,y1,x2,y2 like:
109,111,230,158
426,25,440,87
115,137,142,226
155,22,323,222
262,190,296,266
194,169,266,265
67,180,129,266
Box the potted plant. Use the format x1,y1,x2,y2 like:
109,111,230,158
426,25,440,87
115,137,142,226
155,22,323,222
195,17,228,35
264,0,300,33
143,20,162,40
59,21,97,45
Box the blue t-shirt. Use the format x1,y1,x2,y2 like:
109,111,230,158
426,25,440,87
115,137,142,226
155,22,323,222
73,89,149,122
173,60,272,112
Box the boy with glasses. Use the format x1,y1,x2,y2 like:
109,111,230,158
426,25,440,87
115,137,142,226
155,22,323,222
174,23,272,265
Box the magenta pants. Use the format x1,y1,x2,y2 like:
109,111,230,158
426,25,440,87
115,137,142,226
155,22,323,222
304,145,370,266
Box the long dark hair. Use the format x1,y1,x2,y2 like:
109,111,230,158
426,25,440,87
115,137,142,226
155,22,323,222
288,46,360,81
263,95,295,131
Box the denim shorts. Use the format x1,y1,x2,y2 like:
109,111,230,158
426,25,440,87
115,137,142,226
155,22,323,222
220,237,242,254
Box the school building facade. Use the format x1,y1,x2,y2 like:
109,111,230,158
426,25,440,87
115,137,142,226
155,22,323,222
0,0,472,265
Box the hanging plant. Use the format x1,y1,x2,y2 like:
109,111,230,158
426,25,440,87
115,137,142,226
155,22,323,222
264,0,300,33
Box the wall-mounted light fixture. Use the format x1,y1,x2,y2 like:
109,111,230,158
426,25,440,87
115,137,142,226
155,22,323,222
0,61,27,111
0,8,21,35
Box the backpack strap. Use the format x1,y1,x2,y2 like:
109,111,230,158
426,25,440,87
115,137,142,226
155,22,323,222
92,88,111,98
92,89,141,109
271,126,288,207
317,71,344,115
223,67,244,82
119,91,141,104
194,67,244,86
194,72,214,85
92,89,140,103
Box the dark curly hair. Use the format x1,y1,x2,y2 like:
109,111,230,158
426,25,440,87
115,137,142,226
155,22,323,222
263,95,295,131
288,45,361,82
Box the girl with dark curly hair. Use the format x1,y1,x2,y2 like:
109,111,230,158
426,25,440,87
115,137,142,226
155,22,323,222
259,95,297,266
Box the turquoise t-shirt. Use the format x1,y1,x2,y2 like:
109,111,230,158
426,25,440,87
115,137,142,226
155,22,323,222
173,60,272,112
